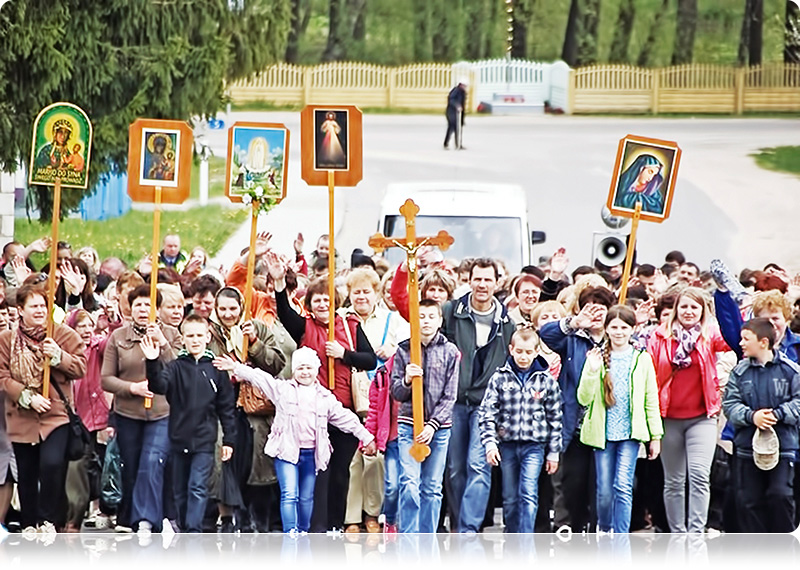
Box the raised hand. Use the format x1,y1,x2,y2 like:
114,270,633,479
254,231,273,258
548,247,569,278
140,334,160,360
264,250,287,282
584,347,603,373
293,232,304,255
29,237,51,253
11,256,32,284
634,298,654,325
60,260,86,295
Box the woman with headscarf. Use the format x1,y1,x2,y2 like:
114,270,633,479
207,286,287,533
0,283,87,533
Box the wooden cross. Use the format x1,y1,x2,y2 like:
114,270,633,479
368,198,454,462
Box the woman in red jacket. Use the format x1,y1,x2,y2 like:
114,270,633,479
646,286,731,533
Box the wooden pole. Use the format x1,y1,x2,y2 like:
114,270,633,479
407,252,431,463
145,185,162,410
42,179,62,400
327,170,335,390
617,201,642,304
241,199,259,359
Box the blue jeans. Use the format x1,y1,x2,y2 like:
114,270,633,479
499,441,547,534
115,416,170,531
383,439,401,525
448,402,492,532
275,449,317,533
171,450,214,533
398,423,451,533
594,439,640,532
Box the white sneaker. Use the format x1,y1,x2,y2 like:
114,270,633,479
114,524,133,534
137,521,152,537
38,521,57,535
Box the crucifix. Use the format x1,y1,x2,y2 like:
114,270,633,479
368,198,454,462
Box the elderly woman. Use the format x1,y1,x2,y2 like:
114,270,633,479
341,267,409,534
101,284,182,534
0,283,87,534
265,251,376,533
207,286,287,533
157,283,186,329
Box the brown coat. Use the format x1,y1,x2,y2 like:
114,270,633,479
0,324,87,444
101,323,182,421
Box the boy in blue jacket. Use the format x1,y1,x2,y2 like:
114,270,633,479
478,325,562,533
722,317,800,533
142,314,237,533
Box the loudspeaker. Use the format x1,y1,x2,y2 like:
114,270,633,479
600,205,631,233
592,232,627,267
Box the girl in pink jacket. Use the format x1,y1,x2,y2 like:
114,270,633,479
214,347,377,534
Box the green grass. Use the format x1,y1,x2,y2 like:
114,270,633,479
15,205,248,269
752,146,800,176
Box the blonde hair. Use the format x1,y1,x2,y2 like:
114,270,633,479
346,267,381,294
157,283,185,307
531,300,567,327
666,286,713,338
752,289,792,320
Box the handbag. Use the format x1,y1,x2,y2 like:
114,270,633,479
51,379,92,462
101,435,122,509
342,318,371,417
237,380,275,416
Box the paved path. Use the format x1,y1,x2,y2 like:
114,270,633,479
205,112,800,274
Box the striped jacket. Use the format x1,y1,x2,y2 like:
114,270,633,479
478,357,563,461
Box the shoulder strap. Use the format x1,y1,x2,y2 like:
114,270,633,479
342,316,356,351
49,376,77,417
380,312,392,346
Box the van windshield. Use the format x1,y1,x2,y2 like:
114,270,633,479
382,215,523,269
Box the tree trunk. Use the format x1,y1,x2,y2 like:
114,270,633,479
609,0,636,63
561,0,580,65
672,0,698,65
322,0,345,61
749,0,763,65
785,0,800,64
638,0,671,66
576,0,601,66
511,0,536,59
285,0,303,63
738,0,753,66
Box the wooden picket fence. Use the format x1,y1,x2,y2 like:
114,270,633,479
229,61,473,110
229,60,800,115
570,63,800,114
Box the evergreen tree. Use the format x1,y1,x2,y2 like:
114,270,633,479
0,0,290,221
672,0,698,64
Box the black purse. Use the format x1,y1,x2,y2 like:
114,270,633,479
51,378,92,461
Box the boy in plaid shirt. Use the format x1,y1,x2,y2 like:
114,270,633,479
478,325,563,533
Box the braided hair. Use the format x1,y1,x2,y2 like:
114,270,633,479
601,305,638,409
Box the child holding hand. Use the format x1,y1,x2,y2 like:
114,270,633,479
214,346,377,535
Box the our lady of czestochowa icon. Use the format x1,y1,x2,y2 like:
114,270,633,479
29,102,93,189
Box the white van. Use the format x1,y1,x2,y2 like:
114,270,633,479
377,182,545,273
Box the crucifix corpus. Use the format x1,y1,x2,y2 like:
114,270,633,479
368,199,454,462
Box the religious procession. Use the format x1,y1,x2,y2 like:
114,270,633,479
2,122,800,537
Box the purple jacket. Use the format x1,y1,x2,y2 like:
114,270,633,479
233,363,374,473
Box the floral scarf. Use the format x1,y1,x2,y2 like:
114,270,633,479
9,324,46,390
671,322,702,369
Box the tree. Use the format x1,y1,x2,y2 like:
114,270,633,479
0,0,291,222
672,0,698,65
609,0,636,64
321,0,367,62
411,0,433,61
786,0,800,64
738,0,763,66
637,0,671,67
285,0,313,63
511,0,537,59
562,0,601,67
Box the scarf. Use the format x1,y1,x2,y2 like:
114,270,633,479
671,322,702,369
131,321,149,340
9,324,46,390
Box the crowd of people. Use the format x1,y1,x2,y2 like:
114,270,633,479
0,230,798,537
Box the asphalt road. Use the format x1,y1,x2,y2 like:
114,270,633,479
205,111,800,275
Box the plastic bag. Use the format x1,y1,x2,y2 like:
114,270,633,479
100,436,122,509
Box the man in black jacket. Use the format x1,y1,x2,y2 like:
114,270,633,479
444,82,467,150
143,314,237,533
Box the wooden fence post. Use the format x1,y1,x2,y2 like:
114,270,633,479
567,68,576,115
735,66,746,115
387,68,396,109
651,68,660,115
303,67,312,105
